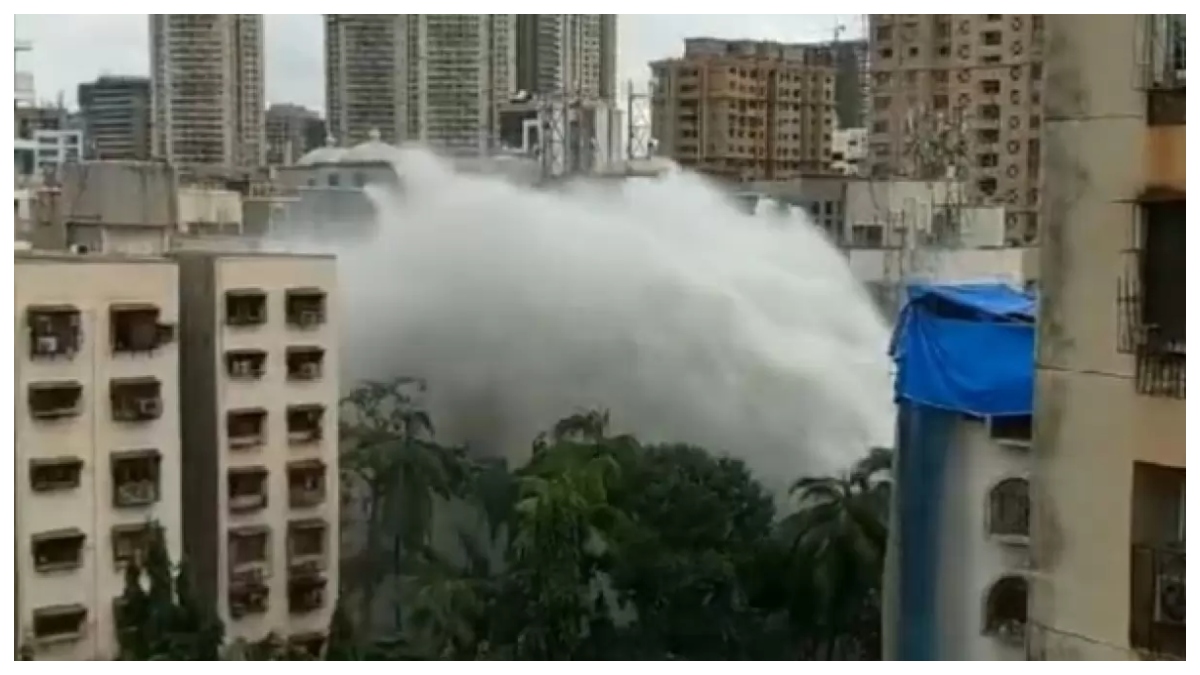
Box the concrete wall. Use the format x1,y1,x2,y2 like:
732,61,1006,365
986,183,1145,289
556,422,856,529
193,254,341,643
1031,14,1186,661
935,418,1030,661
847,247,1036,287
178,188,244,235
60,161,178,228
14,254,182,660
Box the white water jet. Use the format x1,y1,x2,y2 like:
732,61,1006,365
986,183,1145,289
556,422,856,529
280,147,894,491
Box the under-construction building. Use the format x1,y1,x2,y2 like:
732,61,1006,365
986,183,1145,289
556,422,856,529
324,14,516,156
515,15,619,102
866,14,1045,243
650,37,839,182
150,14,266,173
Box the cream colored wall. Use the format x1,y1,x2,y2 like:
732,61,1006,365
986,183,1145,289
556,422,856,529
212,256,340,642
14,257,182,660
1031,14,1185,660
935,417,1030,661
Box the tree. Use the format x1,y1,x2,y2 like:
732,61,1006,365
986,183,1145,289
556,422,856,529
114,523,223,661
339,377,473,636
778,447,892,659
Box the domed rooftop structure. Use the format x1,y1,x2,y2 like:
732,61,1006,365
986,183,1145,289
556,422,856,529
296,136,347,166
342,128,397,164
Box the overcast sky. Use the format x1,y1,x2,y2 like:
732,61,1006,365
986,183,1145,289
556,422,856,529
16,14,862,112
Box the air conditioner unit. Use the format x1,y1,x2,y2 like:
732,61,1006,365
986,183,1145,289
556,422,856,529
137,398,162,417
299,362,320,379
118,481,156,505
1154,573,1186,625
298,310,321,326
232,359,252,377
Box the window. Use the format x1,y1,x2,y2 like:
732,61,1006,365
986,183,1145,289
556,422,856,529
287,518,328,569
874,95,892,111
110,377,163,422
110,304,173,353
111,523,152,566
27,305,81,359
225,289,267,326
872,119,890,134
227,408,267,449
285,288,327,328
286,346,325,381
982,31,1002,46
1141,200,1186,349
879,47,893,59
977,177,998,196
978,104,1001,120
287,405,325,445
978,129,1001,144
228,467,269,513
987,478,1031,540
980,79,1001,95
983,576,1028,643
977,153,999,168
29,457,83,492
28,381,83,420
32,604,87,643
226,349,267,380
32,528,86,572
875,25,893,41
933,95,949,110
990,414,1033,443
288,459,327,508
112,449,161,507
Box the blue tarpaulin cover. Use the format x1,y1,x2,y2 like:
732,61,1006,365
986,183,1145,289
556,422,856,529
886,281,1037,660
891,282,1037,417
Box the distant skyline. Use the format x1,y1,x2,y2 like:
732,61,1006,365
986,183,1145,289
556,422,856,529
16,14,863,112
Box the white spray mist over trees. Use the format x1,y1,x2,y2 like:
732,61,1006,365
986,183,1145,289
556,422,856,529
280,148,894,493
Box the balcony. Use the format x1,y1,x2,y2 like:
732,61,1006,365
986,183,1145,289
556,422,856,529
1141,15,1186,125
1130,543,1185,659
286,346,325,381
226,349,267,381
111,523,152,567
287,518,328,575
225,289,268,327
287,572,328,615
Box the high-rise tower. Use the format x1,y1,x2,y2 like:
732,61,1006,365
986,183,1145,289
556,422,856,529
150,14,266,173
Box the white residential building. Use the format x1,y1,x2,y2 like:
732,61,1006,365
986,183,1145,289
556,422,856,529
830,128,866,176
175,252,339,654
933,413,1033,661
15,252,182,660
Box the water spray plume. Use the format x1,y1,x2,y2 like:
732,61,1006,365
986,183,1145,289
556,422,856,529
281,147,894,492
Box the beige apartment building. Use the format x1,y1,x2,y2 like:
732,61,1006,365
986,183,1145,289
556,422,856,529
650,38,838,182
175,252,339,654
866,15,1044,244
1030,15,1185,660
150,14,266,173
14,252,183,660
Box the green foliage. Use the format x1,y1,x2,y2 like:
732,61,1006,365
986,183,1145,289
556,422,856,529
114,523,224,661
336,380,893,661
107,378,892,662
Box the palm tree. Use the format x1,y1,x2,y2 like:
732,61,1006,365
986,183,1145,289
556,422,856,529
778,447,893,659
